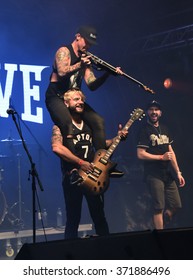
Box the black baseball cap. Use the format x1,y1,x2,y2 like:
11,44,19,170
76,25,97,45
146,100,162,110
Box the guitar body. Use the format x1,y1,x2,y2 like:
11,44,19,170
78,149,116,195
78,108,144,195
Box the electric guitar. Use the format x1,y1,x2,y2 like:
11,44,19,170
78,108,144,195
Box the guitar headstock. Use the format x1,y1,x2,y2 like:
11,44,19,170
143,85,155,94
130,108,145,121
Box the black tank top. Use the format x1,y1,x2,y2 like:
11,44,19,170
52,44,84,94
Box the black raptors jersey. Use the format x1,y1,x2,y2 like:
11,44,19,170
61,121,95,173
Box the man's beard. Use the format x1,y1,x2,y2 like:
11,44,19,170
148,114,161,124
69,106,83,115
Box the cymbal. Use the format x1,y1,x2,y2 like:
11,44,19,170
0,138,22,143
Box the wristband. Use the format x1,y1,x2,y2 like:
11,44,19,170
78,160,83,166
177,171,182,175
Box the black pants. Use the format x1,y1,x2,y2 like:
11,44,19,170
45,82,106,150
62,175,109,239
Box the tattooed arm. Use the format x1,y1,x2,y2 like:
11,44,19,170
54,46,82,77
84,66,110,91
52,125,95,172
52,125,81,164
84,64,123,91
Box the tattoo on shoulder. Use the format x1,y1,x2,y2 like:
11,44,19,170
56,48,70,62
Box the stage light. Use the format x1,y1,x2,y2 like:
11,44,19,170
5,239,14,257
164,78,173,89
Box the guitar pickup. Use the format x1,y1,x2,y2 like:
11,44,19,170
88,174,98,182
93,167,102,175
99,158,108,165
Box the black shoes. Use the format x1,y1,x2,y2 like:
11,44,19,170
110,168,124,178
70,170,83,185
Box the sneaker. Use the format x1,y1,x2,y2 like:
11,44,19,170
70,170,83,185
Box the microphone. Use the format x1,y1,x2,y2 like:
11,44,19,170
6,108,16,115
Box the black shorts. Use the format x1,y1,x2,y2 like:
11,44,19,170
146,174,182,212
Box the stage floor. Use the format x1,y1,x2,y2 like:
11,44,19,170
0,224,93,260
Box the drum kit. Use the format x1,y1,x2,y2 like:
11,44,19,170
0,137,30,230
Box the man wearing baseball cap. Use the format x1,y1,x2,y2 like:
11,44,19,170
146,100,162,110
45,24,123,148
76,25,98,46
137,100,185,229
45,25,124,182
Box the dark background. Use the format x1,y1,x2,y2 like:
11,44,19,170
0,0,193,237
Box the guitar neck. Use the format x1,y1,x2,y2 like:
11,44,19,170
91,57,154,94
99,60,145,89
103,119,134,161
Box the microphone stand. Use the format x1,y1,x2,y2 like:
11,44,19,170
9,111,44,244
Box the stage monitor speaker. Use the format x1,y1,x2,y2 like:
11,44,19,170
15,230,162,260
153,227,193,259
